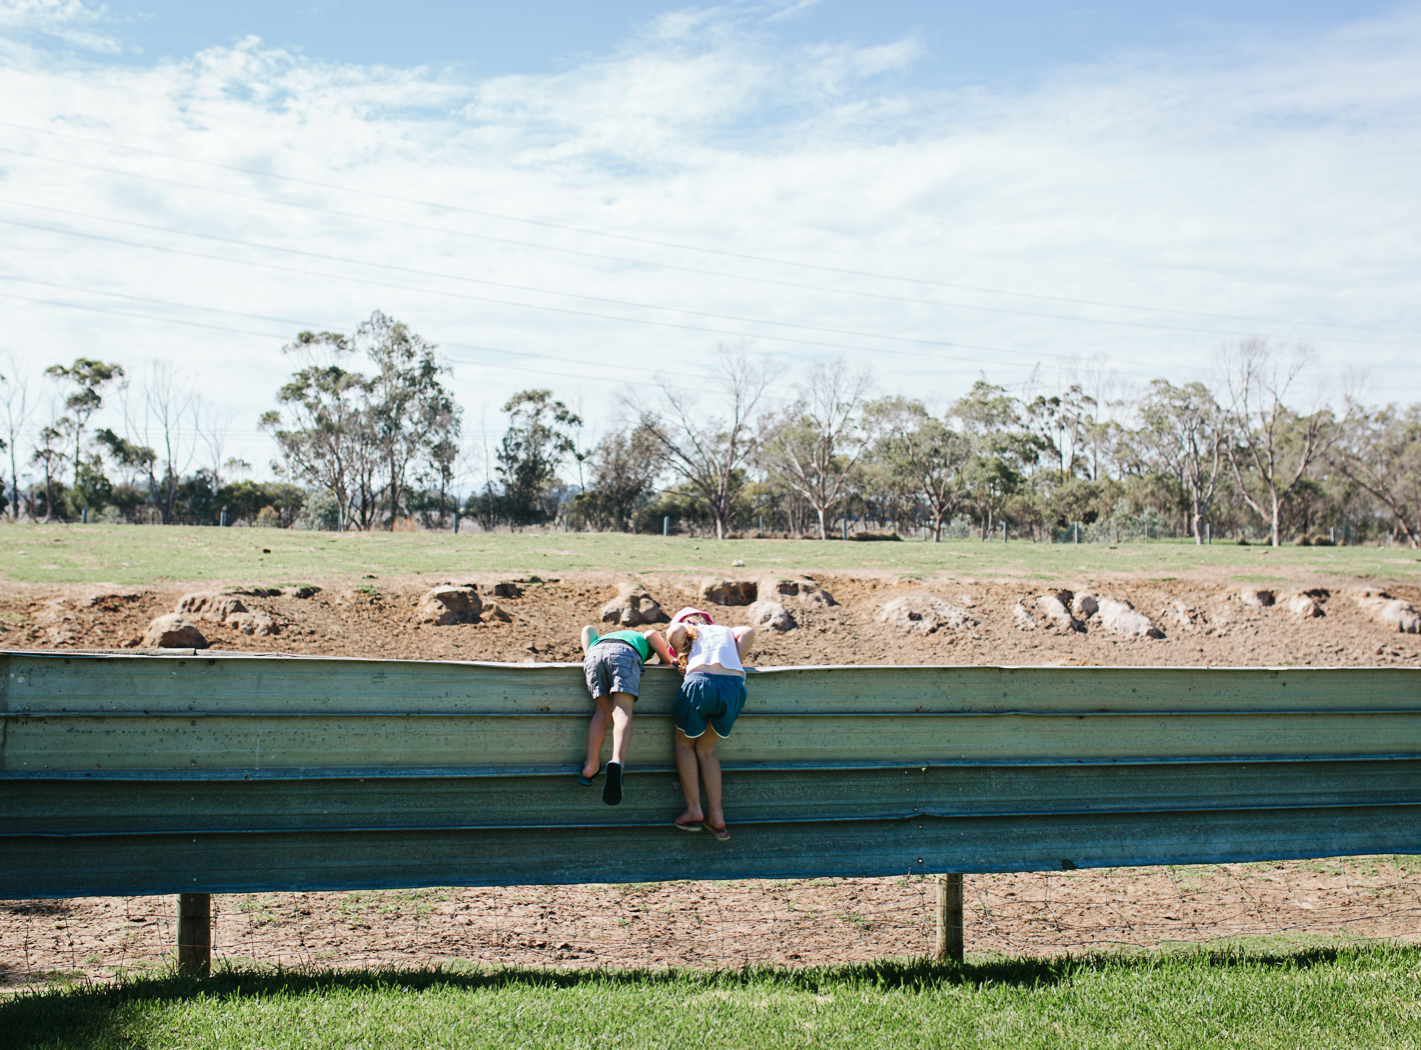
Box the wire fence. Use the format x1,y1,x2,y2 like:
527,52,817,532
6,858,1421,987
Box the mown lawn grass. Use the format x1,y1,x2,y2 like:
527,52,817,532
2,522,1417,588
2,947,1419,1049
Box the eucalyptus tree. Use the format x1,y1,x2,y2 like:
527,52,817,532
496,389,581,526
759,360,875,540
582,425,662,531
951,381,1044,539
358,311,459,526
865,396,970,541
1138,379,1227,543
261,329,371,532
43,358,124,489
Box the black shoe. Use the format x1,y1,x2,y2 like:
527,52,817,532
602,762,623,805
577,765,600,787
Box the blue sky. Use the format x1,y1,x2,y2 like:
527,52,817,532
1,0,1418,483
55,1,1404,84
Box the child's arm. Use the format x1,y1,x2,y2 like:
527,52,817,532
732,625,757,662
645,629,674,665
580,625,599,654
667,623,688,654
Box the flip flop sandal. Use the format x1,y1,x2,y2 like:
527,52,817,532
602,762,624,805
577,766,600,787
706,822,731,842
674,817,703,832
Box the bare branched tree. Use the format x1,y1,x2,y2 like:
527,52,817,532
1223,339,1341,547
1,357,34,521
630,344,779,539
760,360,876,539
1329,400,1421,547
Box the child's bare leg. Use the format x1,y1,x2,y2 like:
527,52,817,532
608,692,634,766
696,734,724,829
673,728,704,823
583,694,614,779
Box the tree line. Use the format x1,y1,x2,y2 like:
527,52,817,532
2,315,1418,547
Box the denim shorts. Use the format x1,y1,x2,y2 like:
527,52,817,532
673,672,747,739
583,639,644,699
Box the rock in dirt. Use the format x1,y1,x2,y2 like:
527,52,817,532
698,579,757,606
879,595,978,634
1239,587,1275,609
1095,598,1165,639
1071,593,1099,620
760,577,836,606
1036,592,1084,633
490,581,522,599
1172,601,1204,628
600,584,668,627
1353,592,1421,633
479,601,512,623
227,611,277,636
177,592,250,621
1012,602,1036,629
140,614,207,648
746,600,796,632
418,586,483,626
1286,594,1325,619
280,585,321,599
175,591,278,636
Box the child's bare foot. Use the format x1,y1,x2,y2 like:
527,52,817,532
674,807,704,831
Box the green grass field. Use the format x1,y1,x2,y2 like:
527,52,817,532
3,946,1418,1050
2,522,1418,587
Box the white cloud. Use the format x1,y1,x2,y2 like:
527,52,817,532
0,4,1419,481
0,0,119,52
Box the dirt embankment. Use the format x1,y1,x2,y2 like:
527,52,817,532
3,571,1418,667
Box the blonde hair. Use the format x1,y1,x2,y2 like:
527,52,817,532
672,614,710,675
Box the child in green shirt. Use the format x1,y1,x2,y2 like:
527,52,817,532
579,624,674,805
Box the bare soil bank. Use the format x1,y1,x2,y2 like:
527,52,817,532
6,570,1419,667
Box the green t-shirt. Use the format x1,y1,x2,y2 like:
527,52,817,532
596,630,652,662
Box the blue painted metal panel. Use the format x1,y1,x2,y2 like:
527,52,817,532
2,651,1419,898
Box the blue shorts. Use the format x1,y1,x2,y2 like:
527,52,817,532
673,672,747,739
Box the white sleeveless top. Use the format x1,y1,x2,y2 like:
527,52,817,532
686,624,744,676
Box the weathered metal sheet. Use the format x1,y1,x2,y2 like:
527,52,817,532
10,709,1421,772
8,760,1421,837
8,805,1421,898
2,652,1419,898
5,653,1418,717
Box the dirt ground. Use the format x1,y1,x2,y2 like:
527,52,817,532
3,568,1420,986
6,568,1421,666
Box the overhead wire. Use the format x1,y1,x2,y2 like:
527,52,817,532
3,195,1416,349
0,122,1414,336
2,216,1144,372
0,278,758,394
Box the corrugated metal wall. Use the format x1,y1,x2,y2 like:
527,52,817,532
3,651,1419,897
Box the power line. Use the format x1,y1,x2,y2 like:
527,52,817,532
1,125,1415,336
3,215,1133,370
0,281,731,393
7,195,1418,349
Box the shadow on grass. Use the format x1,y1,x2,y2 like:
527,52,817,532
3,943,1417,1049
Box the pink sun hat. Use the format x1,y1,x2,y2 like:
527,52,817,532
668,607,715,628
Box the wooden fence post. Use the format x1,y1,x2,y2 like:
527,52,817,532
934,873,964,962
177,893,211,977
